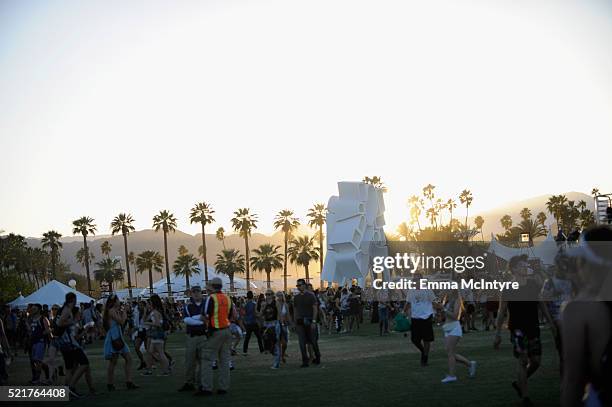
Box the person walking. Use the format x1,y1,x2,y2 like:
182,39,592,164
178,286,207,392
293,278,320,367
103,294,139,390
242,291,264,354
141,295,171,377
404,273,436,366
190,277,233,396
441,289,477,383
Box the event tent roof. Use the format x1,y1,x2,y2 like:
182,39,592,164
8,294,27,309
137,264,257,298
21,280,95,308
487,230,560,266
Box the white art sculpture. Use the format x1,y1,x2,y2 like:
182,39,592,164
322,181,389,285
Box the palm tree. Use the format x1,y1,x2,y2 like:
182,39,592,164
307,203,327,288
274,209,300,292
173,253,200,290
231,208,258,289
41,230,62,280
520,208,532,222
110,213,136,299
536,212,547,227
592,188,600,197
215,249,245,292
72,216,96,294
100,241,112,258
136,251,164,296
363,176,387,191
446,199,457,227
396,222,411,241
190,202,215,285
288,235,319,283
408,196,423,231
251,244,283,289
178,245,189,256
518,219,547,246
216,227,226,249
459,190,473,230
500,215,513,231
152,210,177,299
93,257,124,292
76,247,95,272
474,216,485,242
128,251,137,287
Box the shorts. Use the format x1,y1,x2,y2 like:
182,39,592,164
31,342,46,362
230,323,243,338
442,320,462,337
61,348,89,370
510,331,542,359
411,316,434,343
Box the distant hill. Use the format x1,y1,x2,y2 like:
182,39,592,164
25,226,321,285
471,191,594,238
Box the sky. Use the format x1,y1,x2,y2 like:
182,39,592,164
1,0,611,238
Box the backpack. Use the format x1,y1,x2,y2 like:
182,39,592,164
51,307,66,337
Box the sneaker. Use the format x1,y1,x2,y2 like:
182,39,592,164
271,365,279,370
441,375,457,383
194,388,213,397
312,358,321,365
140,370,153,376
469,361,477,377
212,362,218,370
137,363,146,371
157,370,171,377
178,383,196,392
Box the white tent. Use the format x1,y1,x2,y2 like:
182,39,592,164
8,294,27,310
138,264,257,298
22,280,95,308
487,230,561,266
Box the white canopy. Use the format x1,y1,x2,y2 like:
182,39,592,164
487,230,561,266
8,294,27,310
138,264,257,298
22,280,95,308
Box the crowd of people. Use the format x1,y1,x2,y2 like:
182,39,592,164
0,225,611,406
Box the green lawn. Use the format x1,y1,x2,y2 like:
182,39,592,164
7,322,560,406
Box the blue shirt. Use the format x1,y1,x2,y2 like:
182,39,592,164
244,301,257,325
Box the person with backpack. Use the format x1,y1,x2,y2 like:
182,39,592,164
103,294,139,390
561,226,612,407
242,291,264,354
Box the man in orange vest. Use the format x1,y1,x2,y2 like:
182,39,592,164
196,277,233,396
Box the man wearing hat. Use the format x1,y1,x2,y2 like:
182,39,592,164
193,277,234,396
178,285,207,392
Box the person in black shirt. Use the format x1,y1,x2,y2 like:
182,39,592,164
178,286,206,392
494,255,556,407
293,279,320,367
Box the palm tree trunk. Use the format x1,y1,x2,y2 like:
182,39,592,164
83,236,92,295
201,223,209,284
305,264,310,282
163,230,172,299
319,225,324,289
133,263,138,287
148,267,154,296
244,236,250,289
230,274,235,293
122,234,133,299
186,272,190,290
266,268,271,289
283,233,288,293
51,250,57,280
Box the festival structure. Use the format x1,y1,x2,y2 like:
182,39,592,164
322,181,389,285
487,230,560,266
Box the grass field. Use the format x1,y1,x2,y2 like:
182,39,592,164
7,322,560,407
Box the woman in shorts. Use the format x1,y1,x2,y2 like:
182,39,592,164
141,295,170,376
103,294,138,390
441,289,477,383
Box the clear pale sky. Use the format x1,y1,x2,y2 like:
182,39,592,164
1,0,611,238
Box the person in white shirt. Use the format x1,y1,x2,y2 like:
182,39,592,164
403,273,437,366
